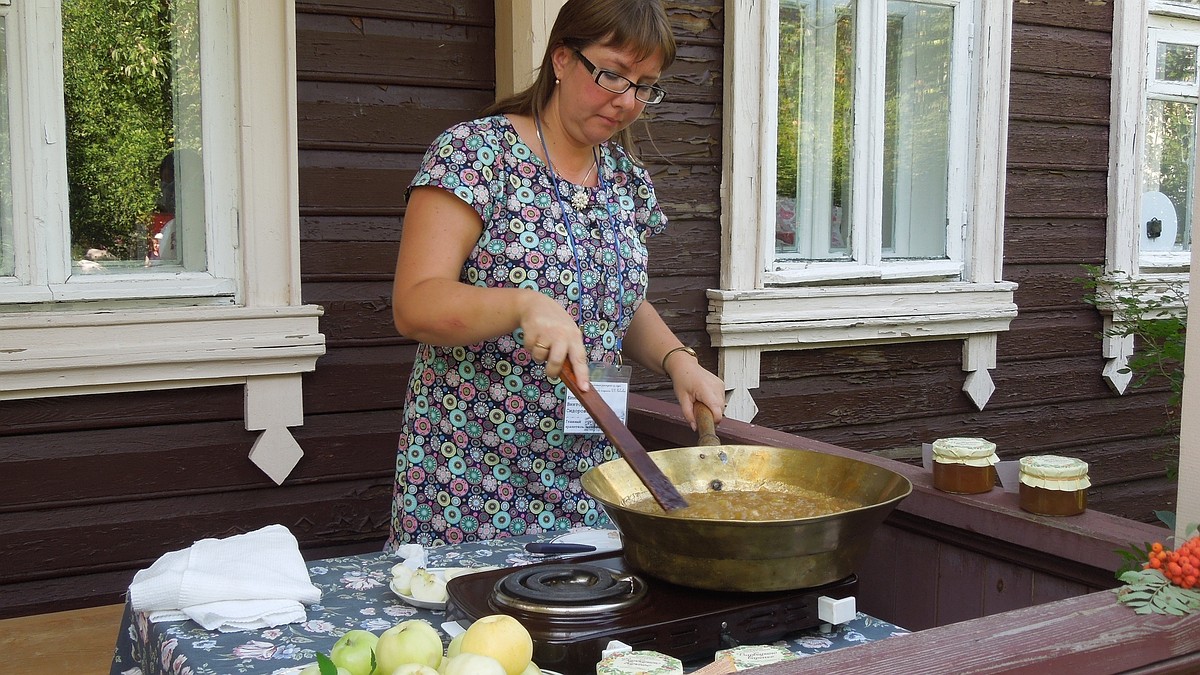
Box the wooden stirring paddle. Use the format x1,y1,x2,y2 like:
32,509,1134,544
558,361,689,511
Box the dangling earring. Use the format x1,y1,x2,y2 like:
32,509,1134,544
555,78,560,85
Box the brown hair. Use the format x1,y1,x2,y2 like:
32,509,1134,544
483,0,676,159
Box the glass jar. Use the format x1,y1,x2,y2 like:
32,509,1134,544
1019,455,1089,516
931,437,998,494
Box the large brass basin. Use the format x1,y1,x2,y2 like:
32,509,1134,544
581,445,913,592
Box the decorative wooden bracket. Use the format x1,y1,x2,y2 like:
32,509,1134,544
245,374,306,484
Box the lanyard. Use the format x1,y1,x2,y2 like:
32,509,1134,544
534,113,626,357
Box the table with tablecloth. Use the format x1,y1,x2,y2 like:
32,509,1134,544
109,528,909,675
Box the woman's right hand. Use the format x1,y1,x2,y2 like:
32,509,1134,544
516,290,590,389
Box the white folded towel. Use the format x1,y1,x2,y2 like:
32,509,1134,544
129,524,321,632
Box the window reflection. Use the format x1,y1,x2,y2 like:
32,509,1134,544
776,0,952,262
0,16,13,278
64,0,204,274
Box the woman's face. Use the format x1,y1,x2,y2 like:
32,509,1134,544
552,41,665,145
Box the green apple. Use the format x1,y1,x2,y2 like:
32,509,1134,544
459,614,533,675
445,632,465,660
440,653,508,675
389,665,439,675
329,630,379,675
518,662,543,675
374,619,444,674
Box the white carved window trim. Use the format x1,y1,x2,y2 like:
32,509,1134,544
712,0,1016,422
1103,0,1194,394
0,0,323,483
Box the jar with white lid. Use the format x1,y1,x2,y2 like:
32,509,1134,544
931,437,998,494
1019,455,1089,516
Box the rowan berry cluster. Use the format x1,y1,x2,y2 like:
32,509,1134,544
1144,536,1200,589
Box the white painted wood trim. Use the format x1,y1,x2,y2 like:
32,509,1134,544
494,0,564,99
720,0,766,291
0,305,324,399
1178,240,1200,541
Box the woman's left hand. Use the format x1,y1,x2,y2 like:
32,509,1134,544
666,356,726,431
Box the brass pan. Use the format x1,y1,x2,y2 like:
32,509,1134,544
580,407,912,592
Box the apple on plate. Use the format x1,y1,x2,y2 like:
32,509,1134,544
440,653,508,675
459,614,534,675
374,619,444,674
328,629,379,675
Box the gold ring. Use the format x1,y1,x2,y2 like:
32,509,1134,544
534,342,550,350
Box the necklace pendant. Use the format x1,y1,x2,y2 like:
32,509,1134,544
570,188,589,210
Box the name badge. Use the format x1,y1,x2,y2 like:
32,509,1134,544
564,363,632,434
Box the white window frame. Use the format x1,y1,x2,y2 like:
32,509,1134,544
0,0,323,483
712,0,1016,421
1103,0,1195,394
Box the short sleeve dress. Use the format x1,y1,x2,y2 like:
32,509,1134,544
385,115,667,549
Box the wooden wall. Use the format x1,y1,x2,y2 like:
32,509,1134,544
0,0,1181,623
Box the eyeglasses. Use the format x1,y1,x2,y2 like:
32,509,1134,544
573,49,667,105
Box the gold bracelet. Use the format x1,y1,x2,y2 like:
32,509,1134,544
661,345,697,375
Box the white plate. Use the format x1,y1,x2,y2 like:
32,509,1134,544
390,566,501,610
550,528,622,554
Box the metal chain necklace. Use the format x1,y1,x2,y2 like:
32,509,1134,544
533,111,626,356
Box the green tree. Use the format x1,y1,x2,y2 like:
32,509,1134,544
62,0,174,259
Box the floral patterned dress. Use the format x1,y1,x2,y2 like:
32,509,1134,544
385,115,667,549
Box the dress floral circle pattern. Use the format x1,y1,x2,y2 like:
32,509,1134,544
386,115,667,549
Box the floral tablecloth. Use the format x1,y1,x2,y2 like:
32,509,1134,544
109,529,908,675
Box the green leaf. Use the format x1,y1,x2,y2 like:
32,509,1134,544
1155,511,1178,531
316,652,339,675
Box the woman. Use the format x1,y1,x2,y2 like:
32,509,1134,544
386,0,725,549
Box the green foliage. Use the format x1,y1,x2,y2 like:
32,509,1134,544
1115,568,1200,615
1081,265,1185,476
62,0,175,258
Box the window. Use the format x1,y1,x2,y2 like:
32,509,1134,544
0,0,322,482
713,0,1016,420
1103,0,1196,393
775,0,960,275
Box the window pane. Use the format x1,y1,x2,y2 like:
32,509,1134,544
778,0,854,261
1157,42,1198,84
1144,98,1195,251
0,16,13,278
62,0,204,274
882,1,951,260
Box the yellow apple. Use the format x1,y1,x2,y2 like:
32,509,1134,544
440,653,508,675
518,661,543,675
329,629,379,675
459,614,533,675
374,619,444,674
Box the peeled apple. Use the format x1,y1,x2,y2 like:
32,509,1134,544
390,564,415,595
408,568,448,603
